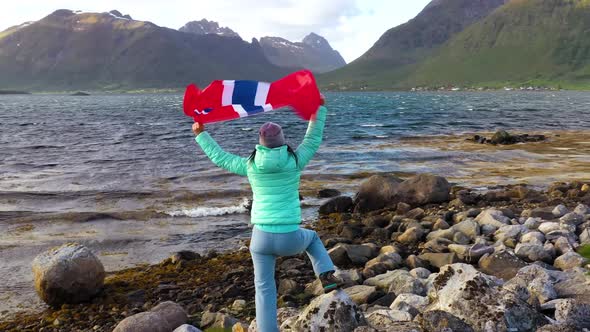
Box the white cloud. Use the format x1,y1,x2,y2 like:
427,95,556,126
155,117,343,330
0,0,431,62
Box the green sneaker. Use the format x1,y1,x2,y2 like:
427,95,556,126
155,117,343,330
319,270,343,292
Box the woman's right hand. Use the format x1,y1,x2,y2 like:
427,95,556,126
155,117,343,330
319,93,325,106
192,122,204,135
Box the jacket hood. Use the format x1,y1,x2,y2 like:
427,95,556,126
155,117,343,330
254,144,289,172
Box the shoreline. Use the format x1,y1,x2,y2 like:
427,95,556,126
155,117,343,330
1,176,589,331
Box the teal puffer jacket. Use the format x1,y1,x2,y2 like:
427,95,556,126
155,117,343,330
195,106,327,233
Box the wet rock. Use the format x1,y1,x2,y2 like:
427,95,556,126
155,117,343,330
169,251,201,264
200,311,240,330
318,188,341,198
554,299,590,329
114,301,187,332
291,290,366,332
475,209,510,228
362,252,403,279
354,175,403,213
173,325,202,332
390,293,429,318
553,252,588,270
490,130,513,144
395,174,451,206
427,264,548,331
32,243,105,306
343,285,379,305
366,309,413,328
418,253,460,269
362,215,391,228
416,310,475,332
319,196,353,215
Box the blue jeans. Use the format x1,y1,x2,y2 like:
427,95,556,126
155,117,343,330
250,227,335,332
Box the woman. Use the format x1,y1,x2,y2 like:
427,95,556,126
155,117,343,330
192,97,341,332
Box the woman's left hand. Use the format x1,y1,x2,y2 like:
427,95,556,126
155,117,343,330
192,122,205,135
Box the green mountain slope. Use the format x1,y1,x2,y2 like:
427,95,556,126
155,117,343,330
405,0,590,88
0,10,289,91
319,0,508,89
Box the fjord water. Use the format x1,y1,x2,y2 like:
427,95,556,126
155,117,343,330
1,91,590,315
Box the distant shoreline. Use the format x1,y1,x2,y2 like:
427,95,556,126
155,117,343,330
0,90,30,95
2,87,589,94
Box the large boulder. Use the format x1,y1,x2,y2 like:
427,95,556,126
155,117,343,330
113,301,187,332
354,175,403,213
427,264,549,331
32,243,105,306
290,290,366,331
395,174,451,206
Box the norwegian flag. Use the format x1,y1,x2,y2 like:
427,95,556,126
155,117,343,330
183,70,321,124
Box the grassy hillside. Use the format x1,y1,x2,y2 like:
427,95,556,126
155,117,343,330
405,0,590,89
319,0,508,90
0,10,289,91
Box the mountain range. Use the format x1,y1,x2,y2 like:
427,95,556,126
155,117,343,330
322,0,590,90
2,0,590,91
0,11,344,91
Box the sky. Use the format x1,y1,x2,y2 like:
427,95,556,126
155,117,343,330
0,0,432,63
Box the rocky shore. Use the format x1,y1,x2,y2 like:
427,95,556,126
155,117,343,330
2,174,590,332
